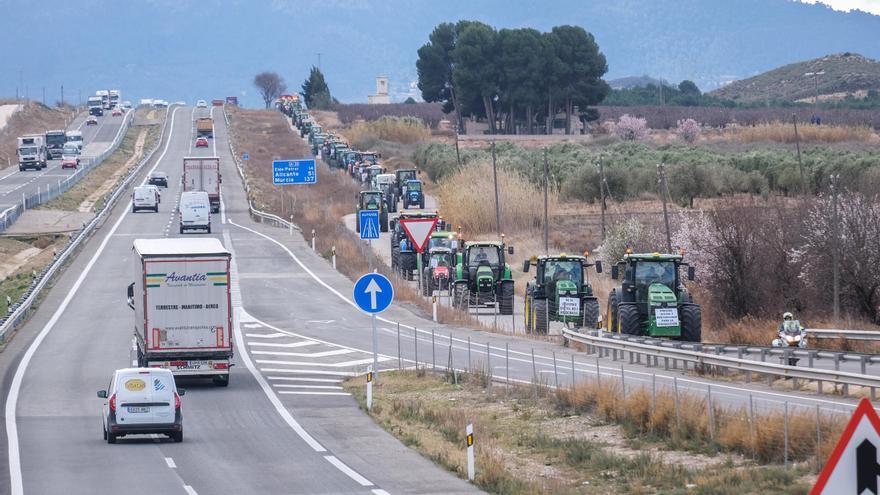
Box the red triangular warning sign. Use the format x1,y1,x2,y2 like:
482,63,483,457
811,398,880,495
399,217,438,254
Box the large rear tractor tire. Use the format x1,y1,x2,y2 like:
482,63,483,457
618,303,641,336
679,304,702,342
606,289,619,332
499,281,514,315
582,297,600,331
533,299,548,334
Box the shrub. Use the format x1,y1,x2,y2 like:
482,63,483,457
676,118,702,143
334,102,445,128
615,114,648,141
346,116,431,147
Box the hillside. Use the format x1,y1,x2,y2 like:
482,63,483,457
607,76,669,90
710,53,880,104
0,102,72,171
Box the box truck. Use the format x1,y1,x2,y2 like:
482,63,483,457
127,238,233,386
88,96,104,116
196,117,214,139
183,156,221,213
17,135,47,171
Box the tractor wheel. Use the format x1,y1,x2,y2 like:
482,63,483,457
679,304,702,342
453,282,468,310
381,215,388,233
606,289,619,332
618,303,641,336
356,220,360,233
499,281,514,315
583,297,600,331
523,294,531,332
533,299,548,334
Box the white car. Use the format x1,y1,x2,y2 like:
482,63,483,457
196,100,207,108
97,368,185,443
179,191,211,233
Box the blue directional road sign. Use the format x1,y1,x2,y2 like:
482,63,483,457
359,210,380,240
353,273,394,314
273,159,316,185
242,152,249,161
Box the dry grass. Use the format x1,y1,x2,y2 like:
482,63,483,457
0,101,76,169
437,162,558,236
732,121,875,143
0,235,68,314
345,116,431,148
345,370,813,494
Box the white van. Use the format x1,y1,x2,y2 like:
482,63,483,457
66,130,83,151
97,367,185,443
132,185,159,213
179,190,211,234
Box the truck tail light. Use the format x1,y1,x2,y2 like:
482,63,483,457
213,362,228,370
174,392,181,410
109,393,116,412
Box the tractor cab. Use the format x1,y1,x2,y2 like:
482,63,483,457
607,252,700,341
453,240,515,314
367,165,385,183
395,169,418,196
402,179,424,209
356,191,389,233
462,242,509,293
522,254,603,332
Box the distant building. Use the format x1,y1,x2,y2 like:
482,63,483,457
368,76,391,104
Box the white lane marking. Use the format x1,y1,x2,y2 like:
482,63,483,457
267,377,342,383
259,368,358,377
372,490,391,495
279,391,351,396
273,384,344,390
245,332,287,339
248,341,320,348
183,486,198,495
223,231,326,453
255,357,389,368
324,456,373,487
4,106,181,495
242,323,263,329
165,457,177,469
251,349,354,358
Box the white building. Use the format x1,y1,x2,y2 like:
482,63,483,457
367,76,391,104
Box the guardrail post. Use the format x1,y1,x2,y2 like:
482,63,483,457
595,356,601,386
431,329,436,370
783,401,789,467
673,376,681,432
311,229,316,251
552,351,559,389
332,246,337,270
397,323,401,370
289,215,293,236
861,355,868,375
664,356,669,370
414,327,419,369
707,385,715,441
570,354,575,389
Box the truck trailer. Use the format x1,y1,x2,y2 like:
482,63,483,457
183,156,221,213
17,135,47,171
196,117,214,139
127,238,233,386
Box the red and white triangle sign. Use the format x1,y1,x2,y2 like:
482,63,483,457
399,217,438,254
812,398,880,495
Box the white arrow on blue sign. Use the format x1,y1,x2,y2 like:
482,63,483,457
353,273,393,313
359,210,380,240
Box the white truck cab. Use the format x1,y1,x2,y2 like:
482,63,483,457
66,130,83,150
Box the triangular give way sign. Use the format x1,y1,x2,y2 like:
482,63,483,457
812,398,880,495
399,217,438,254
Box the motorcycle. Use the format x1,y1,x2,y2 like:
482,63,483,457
772,320,807,366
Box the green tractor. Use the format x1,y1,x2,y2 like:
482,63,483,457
606,252,701,342
453,240,515,315
355,191,389,233
522,254,603,334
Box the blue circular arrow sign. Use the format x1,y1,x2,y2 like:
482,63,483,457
353,273,394,314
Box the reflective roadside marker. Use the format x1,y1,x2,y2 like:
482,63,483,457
466,423,475,481
366,366,373,411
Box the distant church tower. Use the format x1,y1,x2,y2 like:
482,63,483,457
368,76,391,104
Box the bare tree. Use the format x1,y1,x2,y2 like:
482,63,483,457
253,72,287,109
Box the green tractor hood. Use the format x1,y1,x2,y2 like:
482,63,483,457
476,265,495,292
647,283,681,337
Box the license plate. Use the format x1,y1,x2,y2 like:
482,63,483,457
655,308,680,327
127,407,149,413
169,361,208,370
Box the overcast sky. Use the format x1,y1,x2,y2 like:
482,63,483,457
800,0,880,14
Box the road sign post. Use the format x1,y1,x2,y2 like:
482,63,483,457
811,398,880,494
272,159,316,185
353,273,394,383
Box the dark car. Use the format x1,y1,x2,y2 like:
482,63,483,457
149,171,169,188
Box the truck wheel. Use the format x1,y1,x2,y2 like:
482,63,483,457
606,289,619,332
207,225,212,234
499,280,514,315
212,374,230,387
132,206,136,213
154,206,159,213
679,304,702,342
583,297,600,331
179,226,184,234
524,294,531,332
107,431,117,444
533,299,548,334
171,430,183,443
618,304,641,336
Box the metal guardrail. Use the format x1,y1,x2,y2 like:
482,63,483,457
563,328,880,397
222,108,300,232
0,107,175,341
807,328,880,341
0,111,135,234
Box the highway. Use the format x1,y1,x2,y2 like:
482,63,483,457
0,104,867,494
0,111,128,220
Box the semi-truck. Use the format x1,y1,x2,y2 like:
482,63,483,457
109,89,121,108
183,156,221,213
45,130,67,159
88,96,104,116
127,238,233,386
17,135,47,171
96,90,110,109
196,118,214,138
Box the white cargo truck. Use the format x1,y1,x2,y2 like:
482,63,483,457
183,156,221,213
96,89,110,109
17,135,47,171
127,238,233,386
109,89,121,108
88,96,104,116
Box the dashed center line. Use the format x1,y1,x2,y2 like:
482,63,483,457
164,457,177,469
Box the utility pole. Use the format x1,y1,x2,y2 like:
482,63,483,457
491,141,501,237
830,173,840,323
598,156,607,241
19,70,23,104
792,114,806,195
543,149,549,255
805,70,824,112
42,87,45,106
657,163,672,253
60,85,64,107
